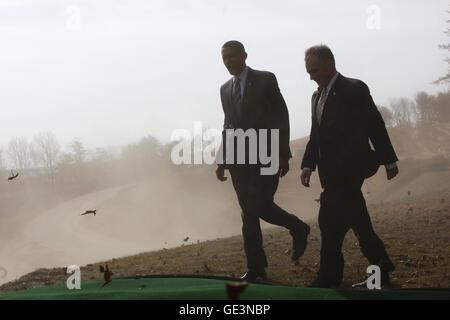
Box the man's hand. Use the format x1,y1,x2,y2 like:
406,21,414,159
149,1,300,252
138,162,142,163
386,164,399,180
279,157,290,178
216,165,227,182
301,168,312,187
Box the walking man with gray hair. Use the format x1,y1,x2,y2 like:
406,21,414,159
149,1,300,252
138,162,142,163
301,44,399,288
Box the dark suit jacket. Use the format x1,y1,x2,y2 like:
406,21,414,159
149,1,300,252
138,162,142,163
217,67,292,168
301,74,398,189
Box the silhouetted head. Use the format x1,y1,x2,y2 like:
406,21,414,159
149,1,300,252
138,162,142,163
221,40,247,76
305,44,337,89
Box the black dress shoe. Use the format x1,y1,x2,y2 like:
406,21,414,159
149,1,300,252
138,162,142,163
307,279,320,288
240,269,267,282
374,259,395,287
381,271,391,287
378,258,395,273
291,224,310,261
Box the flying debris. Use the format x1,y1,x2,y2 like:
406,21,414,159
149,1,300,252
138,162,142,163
314,199,320,203
183,237,189,242
7,170,19,181
81,210,96,216
99,264,113,287
352,279,367,288
408,191,411,196
226,281,248,300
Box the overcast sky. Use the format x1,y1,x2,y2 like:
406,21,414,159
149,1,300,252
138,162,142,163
0,0,448,152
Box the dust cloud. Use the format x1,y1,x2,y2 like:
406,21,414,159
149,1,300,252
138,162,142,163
1,123,450,286
0,155,243,285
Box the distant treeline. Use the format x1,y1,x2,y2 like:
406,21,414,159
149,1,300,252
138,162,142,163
1,135,182,187
379,90,450,128
0,135,187,220
0,88,448,217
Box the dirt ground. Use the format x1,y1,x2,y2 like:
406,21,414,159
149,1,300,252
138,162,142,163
1,188,448,293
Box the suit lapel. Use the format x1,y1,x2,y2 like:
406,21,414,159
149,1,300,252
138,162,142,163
325,74,342,105
323,89,336,113
311,90,320,125
319,74,343,128
223,78,237,126
242,67,253,101
239,67,254,121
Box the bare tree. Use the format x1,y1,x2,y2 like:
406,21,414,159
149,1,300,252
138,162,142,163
390,97,417,127
33,132,61,184
415,92,439,126
378,105,395,127
69,140,86,164
433,10,450,86
7,137,32,172
28,143,41,168
92,147,115,163
434,90,450,123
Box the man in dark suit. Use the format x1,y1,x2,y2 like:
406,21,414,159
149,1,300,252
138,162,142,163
300,45,399,288
216,40,310,281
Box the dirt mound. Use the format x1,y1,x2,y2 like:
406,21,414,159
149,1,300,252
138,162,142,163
1,123,449,288
290,123,450,161
1,191,449,293
0,173,245,286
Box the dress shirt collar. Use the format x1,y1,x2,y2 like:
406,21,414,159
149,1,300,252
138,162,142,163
234,65,249,85
318,71,339,95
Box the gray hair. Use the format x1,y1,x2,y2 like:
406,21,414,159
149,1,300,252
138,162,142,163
305,44,335,64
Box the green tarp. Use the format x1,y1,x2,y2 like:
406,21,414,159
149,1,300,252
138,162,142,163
0,275,449,300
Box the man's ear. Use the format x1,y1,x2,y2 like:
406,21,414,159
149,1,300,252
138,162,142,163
326,59,333,69
243,52,248,61
327,59,336,72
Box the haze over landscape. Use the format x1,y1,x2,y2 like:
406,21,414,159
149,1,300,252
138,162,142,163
0,123,449,286
0,1,449,289
0,0,448,149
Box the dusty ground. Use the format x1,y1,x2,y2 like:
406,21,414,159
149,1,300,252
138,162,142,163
1,123,449,292
1,189,448,293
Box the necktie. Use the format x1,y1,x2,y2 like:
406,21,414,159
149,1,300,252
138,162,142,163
316,87,328,126
232,77,242,120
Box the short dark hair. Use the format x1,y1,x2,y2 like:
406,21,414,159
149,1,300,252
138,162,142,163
222,40,246,53
305,44,335,64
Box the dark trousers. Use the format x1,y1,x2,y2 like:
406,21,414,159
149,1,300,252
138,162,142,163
317,179,394,287
229,165,308,270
